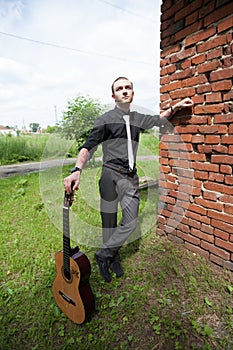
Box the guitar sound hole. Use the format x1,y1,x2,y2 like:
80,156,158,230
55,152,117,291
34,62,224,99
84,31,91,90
62,266,73,283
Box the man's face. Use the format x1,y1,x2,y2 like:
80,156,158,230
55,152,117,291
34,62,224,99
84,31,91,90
112,79,134,104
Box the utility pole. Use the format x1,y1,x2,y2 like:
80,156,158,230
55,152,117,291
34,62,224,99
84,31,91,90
54,105,58,124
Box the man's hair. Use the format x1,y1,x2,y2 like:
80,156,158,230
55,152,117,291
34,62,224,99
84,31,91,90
111,77,133,94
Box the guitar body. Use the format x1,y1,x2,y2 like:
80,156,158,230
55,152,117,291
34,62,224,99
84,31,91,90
52,246,95,324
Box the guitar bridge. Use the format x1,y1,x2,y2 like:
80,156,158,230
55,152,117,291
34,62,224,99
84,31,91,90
59,290,76,306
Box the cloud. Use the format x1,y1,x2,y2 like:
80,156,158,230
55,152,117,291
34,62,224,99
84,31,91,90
0,0,161,128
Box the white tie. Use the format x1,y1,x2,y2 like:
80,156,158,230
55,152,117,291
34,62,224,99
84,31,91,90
123,115,134,170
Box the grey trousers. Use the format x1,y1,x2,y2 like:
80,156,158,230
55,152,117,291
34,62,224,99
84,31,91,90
96,166,139,258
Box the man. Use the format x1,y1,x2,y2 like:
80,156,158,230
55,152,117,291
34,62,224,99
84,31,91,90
64,76,193,282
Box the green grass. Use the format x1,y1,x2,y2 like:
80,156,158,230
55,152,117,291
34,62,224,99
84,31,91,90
0,130,160,166
1,167,233,350
0,134,78,165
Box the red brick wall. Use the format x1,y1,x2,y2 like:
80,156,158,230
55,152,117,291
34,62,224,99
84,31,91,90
158,0,233,270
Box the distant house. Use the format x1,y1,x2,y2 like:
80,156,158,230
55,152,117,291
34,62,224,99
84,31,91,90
0,125,17,136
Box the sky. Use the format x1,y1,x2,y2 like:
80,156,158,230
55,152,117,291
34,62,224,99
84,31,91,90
0,0,161,129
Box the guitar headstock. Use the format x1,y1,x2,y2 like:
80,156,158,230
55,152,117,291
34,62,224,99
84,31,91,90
64,191,74,207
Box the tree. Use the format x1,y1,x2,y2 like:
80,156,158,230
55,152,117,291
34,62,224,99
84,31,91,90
29,123,40,133
59,95,104,149
45,125,60,133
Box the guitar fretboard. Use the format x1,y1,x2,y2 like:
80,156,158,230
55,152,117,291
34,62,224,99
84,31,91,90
63,206,71,280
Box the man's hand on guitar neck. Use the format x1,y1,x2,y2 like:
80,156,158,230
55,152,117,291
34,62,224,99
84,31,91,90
64,171,81,194
64,148,89,194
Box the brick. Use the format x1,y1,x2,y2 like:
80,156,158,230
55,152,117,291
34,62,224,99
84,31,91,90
177,230,201,245
192,162,219,172
185,242,209,258
214,114,233,123
175,125,198,134
181,59,192,69
210,145,229,153
160,165,171,174
191,228,214,243
204,3,233,27
186,11,199,26
207,47,223,60
188,203,207,216
225,175,233,185
225,204,233,215
189,153,206,161
188,218,201,229
180,134,193,142
198,60,222,74
212,155,233,165
160,195,176,205
215,238,233,253
205,92,222,103
171,47,196,63
201,240,230,260
221,135,233,144
160,76,171,85
208,209,233,225
161,0,185,21
167,234,184,244
203,191,217,201
197,34,231,53
212,218,233,234
170,87,196,99
186,27,216,47
161,0,173,13
195,171,209,180
195,197,224,211
210,67,233,81
161,44,181,58
201,223,214,235
160,93,170,102
223,56,233,68
175,0,202,21
218,15,233,33
192,135,205,143
191,54,206,65
212,80,232,91
205,135,221,144
210,254,233,271
204,181,233,195
214,228,229,241
194,104,225,114
196,84,212,94
223,90,233,102
192,96,205,107
171,67,195,81
198,1,215,19
160,64,176,76
220,194,233,204
209,172,225,183
175,20,203,42
199,125,226,134
160,80,182,93
229,124,233,134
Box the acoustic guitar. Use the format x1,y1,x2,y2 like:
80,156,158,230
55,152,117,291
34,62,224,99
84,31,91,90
52,192,95,324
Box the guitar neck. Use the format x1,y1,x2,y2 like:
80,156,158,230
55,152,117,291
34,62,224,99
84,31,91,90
63,206,71,280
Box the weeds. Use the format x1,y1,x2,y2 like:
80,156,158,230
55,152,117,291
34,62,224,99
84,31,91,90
0,161,233,349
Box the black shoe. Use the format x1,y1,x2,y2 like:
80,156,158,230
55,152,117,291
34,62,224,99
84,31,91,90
94,253,112,282
110,255,124,278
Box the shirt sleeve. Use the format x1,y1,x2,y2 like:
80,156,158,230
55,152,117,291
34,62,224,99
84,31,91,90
136,112,161,130
79,117,106,152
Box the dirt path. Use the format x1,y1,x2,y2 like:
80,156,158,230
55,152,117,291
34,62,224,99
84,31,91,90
0,158,77,178
0,155,158,179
